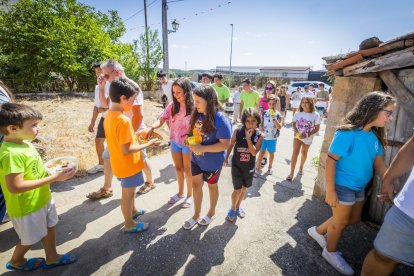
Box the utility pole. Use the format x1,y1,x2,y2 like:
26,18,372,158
229,24,234,88
162,0,169,75
144,0,150,74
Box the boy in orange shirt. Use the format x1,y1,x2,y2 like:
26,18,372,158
104,78,160,233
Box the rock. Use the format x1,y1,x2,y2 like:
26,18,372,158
359,37,383,50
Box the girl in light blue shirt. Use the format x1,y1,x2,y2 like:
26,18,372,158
307,92,396,275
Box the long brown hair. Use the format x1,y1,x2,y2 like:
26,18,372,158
299,97,315,113
189,85,220,134
337,91,396,147
171,78,194,117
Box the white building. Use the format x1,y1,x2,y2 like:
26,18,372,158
215,66,311,81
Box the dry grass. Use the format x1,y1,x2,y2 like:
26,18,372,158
17,96,170,176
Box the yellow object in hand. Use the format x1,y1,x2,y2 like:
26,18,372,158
269,109,275,117
186,135,202,145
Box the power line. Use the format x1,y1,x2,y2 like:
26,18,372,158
127,1,232,32
123,0,159,22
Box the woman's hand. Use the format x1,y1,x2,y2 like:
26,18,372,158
325,190,338,208
188,144,203,154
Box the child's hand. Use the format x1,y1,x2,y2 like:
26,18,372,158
325,190,338,208
188,144,203,154
224,158,229,167
54,168,76,182
148,138,161,147
245,129,254,139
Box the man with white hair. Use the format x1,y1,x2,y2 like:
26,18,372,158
87,59,156,199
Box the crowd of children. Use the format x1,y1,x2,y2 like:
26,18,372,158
1,61,409,275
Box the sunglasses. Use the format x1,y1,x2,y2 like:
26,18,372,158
265,87,274,91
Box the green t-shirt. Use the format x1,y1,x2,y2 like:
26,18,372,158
0,141,51,218
212,84,230,101
240,90,260,111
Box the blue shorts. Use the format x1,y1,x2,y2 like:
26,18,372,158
171,141,190,154
118,171,144,188
316,107,325,116
335,184,365,205
374,206,414,267
260,139,277,153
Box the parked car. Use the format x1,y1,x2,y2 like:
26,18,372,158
287,81,331,95
223,91,235,114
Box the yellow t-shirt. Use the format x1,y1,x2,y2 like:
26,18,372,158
104,110,144,178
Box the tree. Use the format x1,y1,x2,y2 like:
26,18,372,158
133,28,163,91
0,0,137,92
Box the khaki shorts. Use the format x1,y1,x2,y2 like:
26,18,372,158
11,199,58,246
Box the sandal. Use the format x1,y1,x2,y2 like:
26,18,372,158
86,188,113,200
237,208,246,219
260,157,267,168
132,209,146,220
137,182,156,194
198,214,217,226
168,194,185,204
286,174,293,181
226,209,237,222
298,170,304,175
181,197,193,208
6,258,45,271
44,253,78,269
183,217,198,230
124,221,149,233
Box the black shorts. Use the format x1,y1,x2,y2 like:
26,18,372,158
191,161,222,184
231,165,254,189
96,117,105,139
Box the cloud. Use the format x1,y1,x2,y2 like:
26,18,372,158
244,52,252,56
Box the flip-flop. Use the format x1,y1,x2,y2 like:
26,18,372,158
286,174,293,181
168,194,185,204
124,221,149,233
237,208,246,219
6,257,45,271
183,217,198,230
181,197,193,208
198,214,217,226
44,253,78,269
298,170,304,175
226,209,237,222
132,209,146,220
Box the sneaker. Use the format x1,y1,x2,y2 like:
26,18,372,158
253,171,259,178
307,226,327,248
87,164,104,174
322,247,354,275
266,168,273,175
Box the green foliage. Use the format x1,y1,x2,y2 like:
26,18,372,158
0,0,138,92
133,28,163,91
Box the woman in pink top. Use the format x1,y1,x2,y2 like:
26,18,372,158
146,78,194,208
259,81,280,114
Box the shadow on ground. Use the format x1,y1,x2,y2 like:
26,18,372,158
270,197,414,275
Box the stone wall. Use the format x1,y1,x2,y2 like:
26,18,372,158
313,76,382,197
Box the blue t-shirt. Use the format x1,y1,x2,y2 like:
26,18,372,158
191,112,232,171
329,129,383,191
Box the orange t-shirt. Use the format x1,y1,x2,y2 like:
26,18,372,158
104,110,144,178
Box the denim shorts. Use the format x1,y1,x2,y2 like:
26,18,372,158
118,171,144,188
335,184,365,205
260,139,277,153
171,140,190,154
374,206,414,267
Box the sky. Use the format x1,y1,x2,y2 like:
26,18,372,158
80,0,413,71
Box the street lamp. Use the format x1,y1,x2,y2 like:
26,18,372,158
169,19,179,34
229,23,234,88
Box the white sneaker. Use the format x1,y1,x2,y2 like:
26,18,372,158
87,164,104,174
307,226,327,248
322,247,354,275
266,168,273,175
